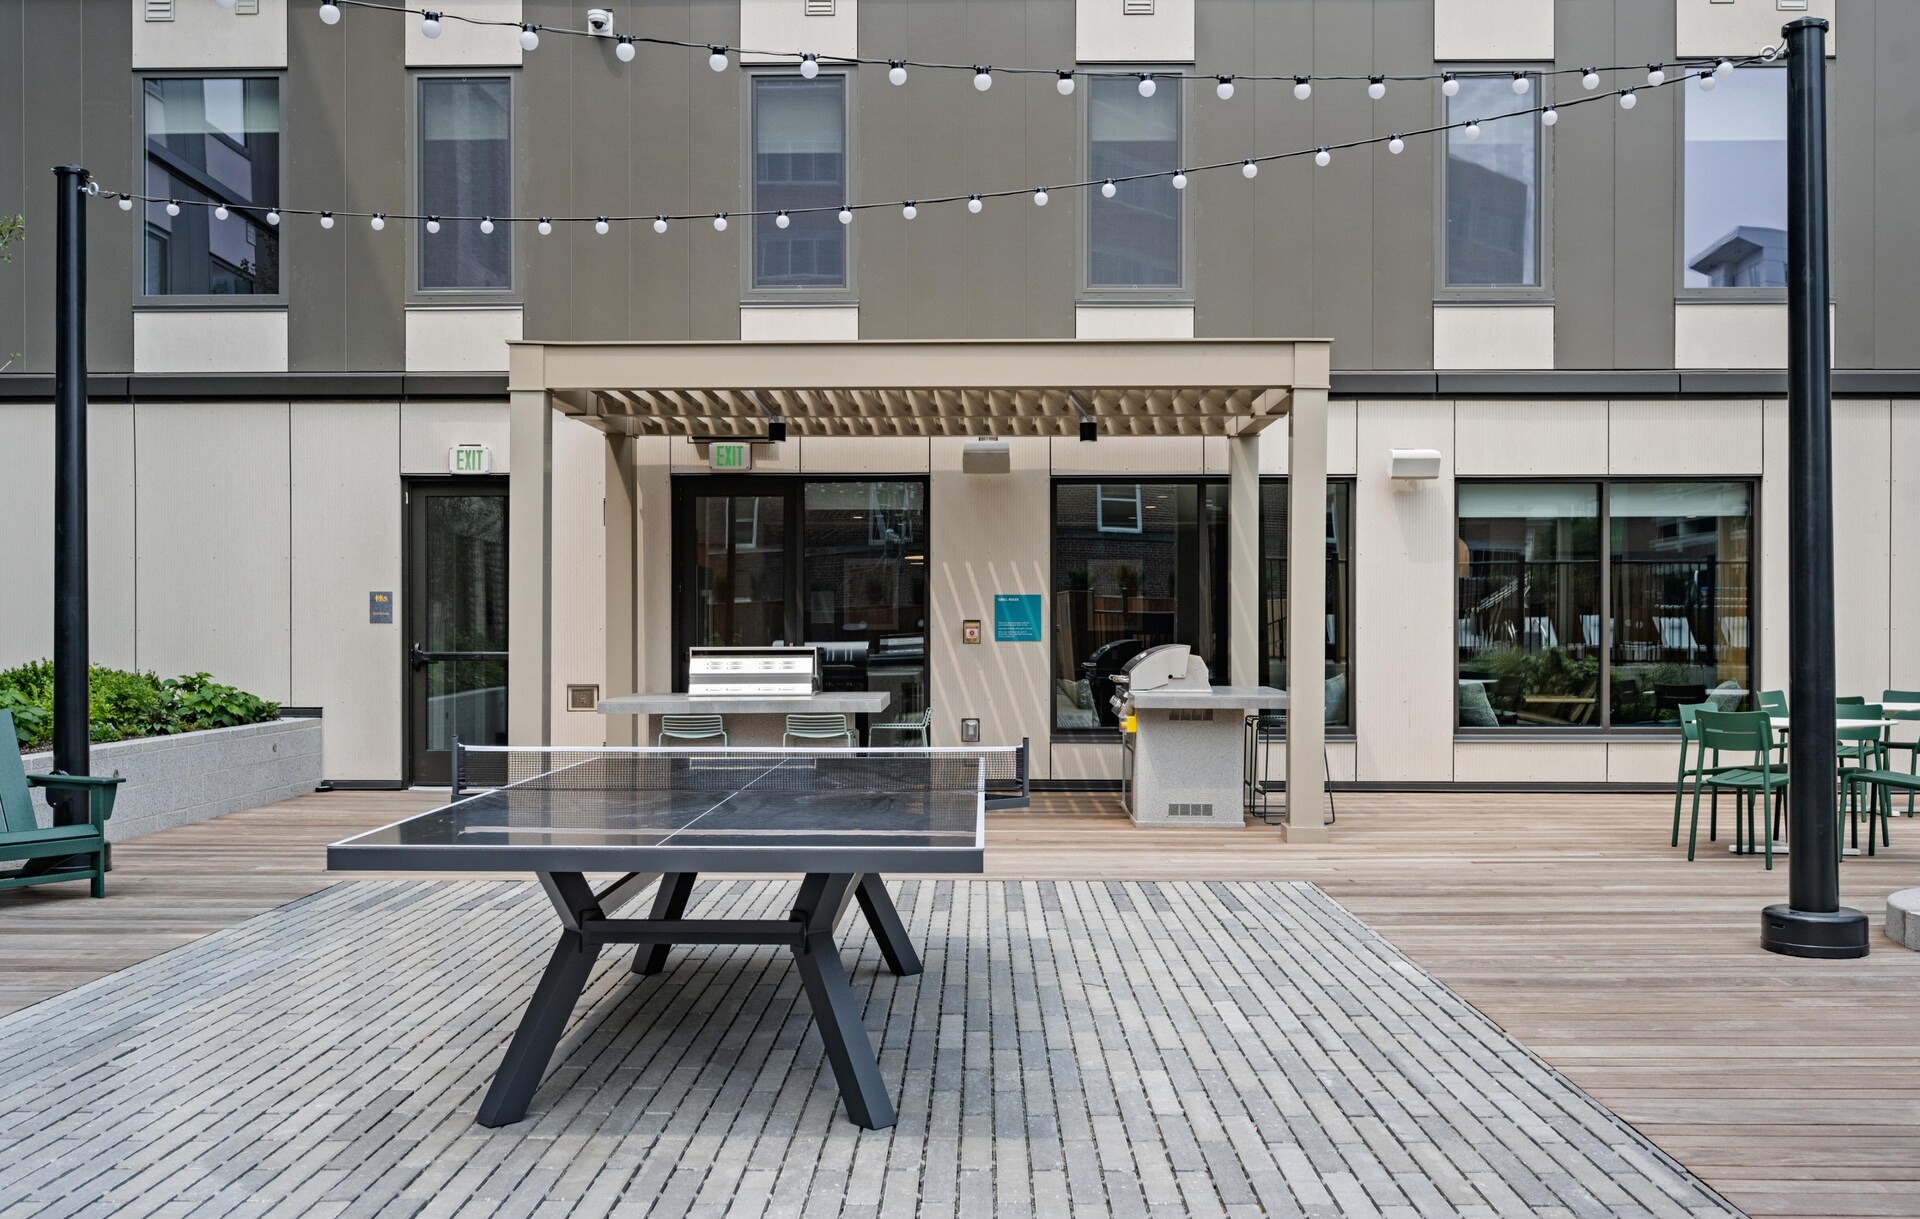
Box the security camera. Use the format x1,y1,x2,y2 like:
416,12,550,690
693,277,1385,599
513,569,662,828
586,8,614,37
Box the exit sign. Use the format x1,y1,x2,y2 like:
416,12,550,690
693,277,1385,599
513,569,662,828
709,441,754,472
449,443,493,475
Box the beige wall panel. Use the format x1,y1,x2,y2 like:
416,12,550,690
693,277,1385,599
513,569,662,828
133,0,287,69
136,402,292,700
740,0,858,64
1075,0,1194,63
739,306,860,341
400,402,511,474
290,402,401,780
1676,0,1834,58
1758,398,1789,693
1609,398,1762,474
1073,306,1195,340
404,307,522,373
1892,402,1920,688
405,0,522,66
1326,740,1355,784
1456,400,1607,476
1433,305,1554,371
632,439,675,698
1048,435,1205,475
1832,400,1891,699
549,413,608,746
1454,742,1608,784
1258,401,1357,476
134,310,289,374
801,436,930,473
928,438,1050,773
1674,302,1788,370
0,403,138,671
1433,0,1553,61
1050,741,1121,782
1608,740,1682,785
1353,401,1456,782
670,439,802,471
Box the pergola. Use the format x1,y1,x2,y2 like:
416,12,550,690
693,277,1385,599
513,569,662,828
505,336,1332,839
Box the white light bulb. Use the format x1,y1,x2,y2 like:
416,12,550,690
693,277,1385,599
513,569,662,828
653,217,668,233
370,214,386,231
480,217,494,235
1511,72,1530,94
966,195,982,214
318,3,340,25
1138,75,1156,98
1033,188,1048,207
1293,77,1312,101
1715,58,1734,79
973,68,992,92
1056,72,1075,96
709,47,729,72
837,207,852,225
901,203,916,220
1619,89,1637,110
213,204,229,221
1647,64,1665,87
421,13,441,39
320,212,334,229
615,38,635,63
519,24,539,51
538,218,552,235
1387,135,1405,154
267,208,280,225
1541,105,1558,126
165,200,180,216
799,54,819,79
1463,121,1480,140
888,62,907,86
1171,171,1187,190
1216,76,1234,100
1582,69,1599,90
1697,72,1716,92
713,214,728,232
595,217,610,235
117,195,132,211
1441,72,1459,97
1314,147,1331,167
1242,159,1258,179
1368,76,1386,100
1101,179,1116,198
775,211,790,229
426,217,441,234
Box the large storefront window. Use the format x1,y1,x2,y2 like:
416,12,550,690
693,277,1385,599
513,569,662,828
1052,482,1227,730
1260,480,1353,727
1457,481,1753,728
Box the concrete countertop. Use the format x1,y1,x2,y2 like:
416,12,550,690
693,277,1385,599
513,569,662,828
598,691,892,715
1127,686,1289,711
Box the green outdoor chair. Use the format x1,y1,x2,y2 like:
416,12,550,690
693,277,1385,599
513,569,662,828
1688,710,1789,869
868,706,932,748
1835,706,1888,851
1881,689,1920,815
1670,701,1741,851
1838,766,1917,857
657,714,727,747
1756,689,1790,764
784,713,855,747
0,711,125,899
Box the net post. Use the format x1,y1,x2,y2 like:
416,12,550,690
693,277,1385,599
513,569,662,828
451,736,463,801
1019,737,1030,803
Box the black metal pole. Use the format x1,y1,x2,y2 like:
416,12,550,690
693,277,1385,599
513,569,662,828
1762,19,1866,959
51,166,92,831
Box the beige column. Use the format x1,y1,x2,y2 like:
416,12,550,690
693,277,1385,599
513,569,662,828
1227,433,1262,688
507,389,553,744
604,433,639,745
1284,387,1330,841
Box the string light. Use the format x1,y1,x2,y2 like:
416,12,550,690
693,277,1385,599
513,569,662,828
1698,71,1716,92
1463,120,1480,141
838,207,852,225
1367,75,1386,100
319,2,340,24
901,202,917,220
1619,88,1637,110
889,61,907,86
1387,134,1404,154
1171,171,1188,190
1511,72,1530,95
538,217,552,235
267,208,280,225
1216,76,1235,100
967,195,983,213
370,213,386,230
1582,68,1600,90
518,24,539,51
1138,74,1156,98
1647,63,1665,86
775,210,790,229
1441,72,1459,97
479,216,494,234
420,10,440,37
320,212,334,229
653,216,668,233
799,53,819,79
1056,71,1075,96
117,194,132,211
973,67,992,92
213,204,230,220
425,216,441,233
1541,104,1558,126
165,200,180,216
1293,76,1312,100
708,46,729,72
1033,188,1049,206
1314,147,1331,167
1101,179,1116,198
1241,159,1258,179
615,36,635,63
1715,58,1734,78
594,216,609,234
713,214,728,231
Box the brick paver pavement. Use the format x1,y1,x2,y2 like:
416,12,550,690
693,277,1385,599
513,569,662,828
0,879,1741,1218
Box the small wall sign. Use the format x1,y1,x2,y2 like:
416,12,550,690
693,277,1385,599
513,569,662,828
368,591,393,623
993,594,1042,643
962,619,982,645
709,441,754,472
449,443,493,475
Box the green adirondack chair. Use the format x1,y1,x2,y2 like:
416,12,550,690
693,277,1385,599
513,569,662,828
1,711,125,898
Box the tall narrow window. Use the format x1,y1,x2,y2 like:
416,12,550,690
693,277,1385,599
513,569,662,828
418,77,512,292
1087,75,1181,289
142,77,281,296
752,75,847,289
1683,68,1786,289
1260,481,1354,726
1444,74,1540,288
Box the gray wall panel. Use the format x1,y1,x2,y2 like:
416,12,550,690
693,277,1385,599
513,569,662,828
286,0,350,370
626,1,696,340
1190,0,1257,339
1250,0,1319,341
83,1,134,373
1832,0,1874,369
1312,0,1376,369
687,0,743,339
1370,0,1434,369
341,10,406,370
19,0,85,375
1552,0,1616,369
1872,0,1920,368
0,2,23,372
1610,0,1674,369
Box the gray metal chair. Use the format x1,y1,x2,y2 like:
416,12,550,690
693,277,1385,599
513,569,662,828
784,713,855,747
868,706,932,747
658,713,727,747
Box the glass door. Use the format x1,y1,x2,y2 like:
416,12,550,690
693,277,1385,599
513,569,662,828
407,481,508,784
680,485,795,681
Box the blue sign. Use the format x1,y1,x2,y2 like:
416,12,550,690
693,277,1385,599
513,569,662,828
994,594,1042,643
369,591,394,624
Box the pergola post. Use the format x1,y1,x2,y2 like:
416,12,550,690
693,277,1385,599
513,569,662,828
507,388,554,744
604,433,639,746
1284,387,1329,842
1227,435,1262,689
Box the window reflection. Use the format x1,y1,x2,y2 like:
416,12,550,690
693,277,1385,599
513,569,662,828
419,77,512,291
753,76,847,289
143,77,281,295
802,482,928,719
1261,481,1353,726
1684,68,1787,289
1088,76,1182,288
1445,75,1539,287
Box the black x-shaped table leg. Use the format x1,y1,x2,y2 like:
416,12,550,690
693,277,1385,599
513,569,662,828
475,871,920,1130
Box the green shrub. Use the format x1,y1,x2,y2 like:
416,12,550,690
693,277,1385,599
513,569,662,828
0,662,279,751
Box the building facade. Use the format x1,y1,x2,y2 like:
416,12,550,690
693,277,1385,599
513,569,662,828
2,0,1915,790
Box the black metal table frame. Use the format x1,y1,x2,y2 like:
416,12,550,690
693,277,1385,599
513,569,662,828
477,868,922,1130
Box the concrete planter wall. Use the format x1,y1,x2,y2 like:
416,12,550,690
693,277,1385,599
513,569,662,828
23,716,323,843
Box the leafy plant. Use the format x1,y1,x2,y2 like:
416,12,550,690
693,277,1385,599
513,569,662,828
162,672,280,730
0,661,278,751
0,213,22,264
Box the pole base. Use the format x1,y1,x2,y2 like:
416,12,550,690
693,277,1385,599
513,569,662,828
1761,904,1870,958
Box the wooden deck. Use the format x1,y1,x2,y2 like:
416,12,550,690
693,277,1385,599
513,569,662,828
2,787,1917,1218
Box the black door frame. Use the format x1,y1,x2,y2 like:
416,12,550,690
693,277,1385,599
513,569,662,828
404,475,510,785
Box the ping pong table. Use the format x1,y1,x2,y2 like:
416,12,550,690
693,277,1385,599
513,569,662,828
328,746,1000,1130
